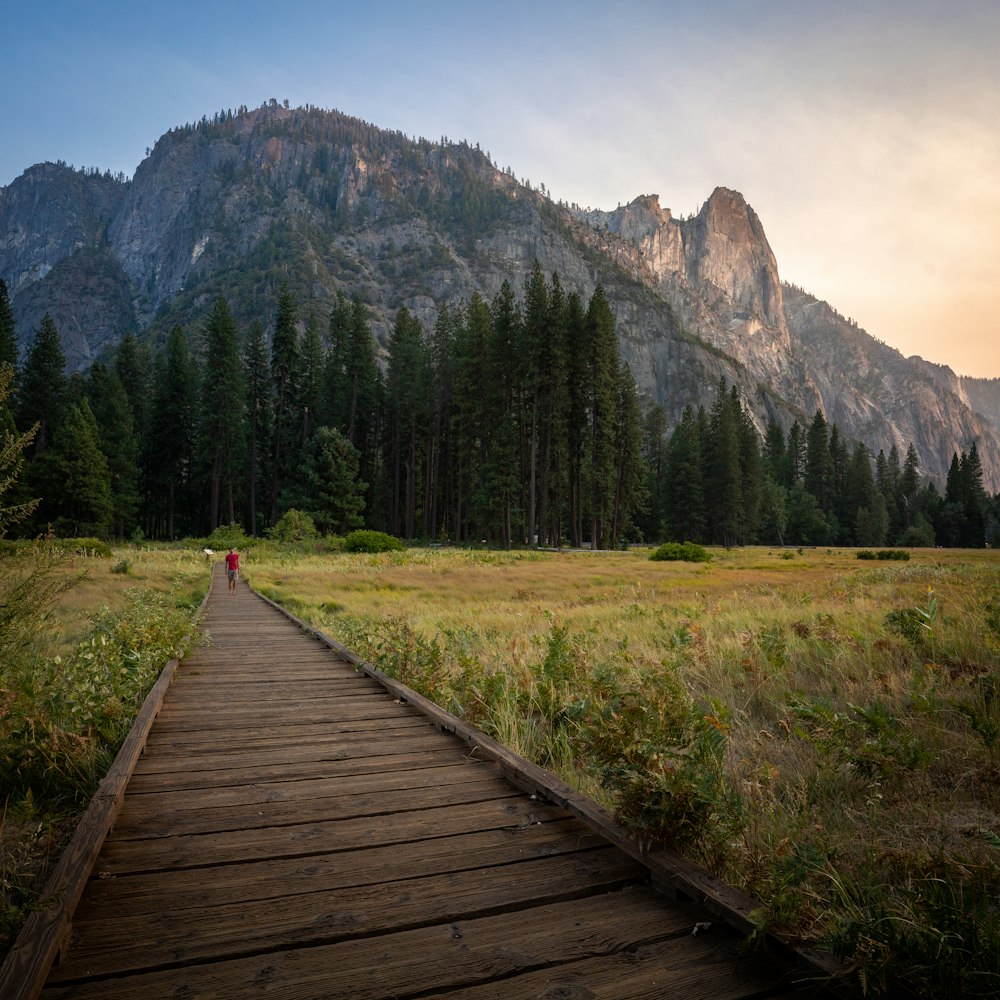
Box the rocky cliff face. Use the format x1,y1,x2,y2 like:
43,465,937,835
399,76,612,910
1,102,997,490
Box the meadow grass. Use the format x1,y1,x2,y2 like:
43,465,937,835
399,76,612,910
0,544,210,957
247,544,1000,998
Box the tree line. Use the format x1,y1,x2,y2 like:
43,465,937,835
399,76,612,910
639,384,997,548
1,272,996,548
0,266,643,547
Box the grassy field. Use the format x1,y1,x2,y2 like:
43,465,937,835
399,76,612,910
246,544,1000,998
0,543,210,957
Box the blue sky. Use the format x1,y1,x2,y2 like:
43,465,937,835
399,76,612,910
4,0,999,376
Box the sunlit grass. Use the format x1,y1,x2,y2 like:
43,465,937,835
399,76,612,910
247,544,1000,997
35,546,210,658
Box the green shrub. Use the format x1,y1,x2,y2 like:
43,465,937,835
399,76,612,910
205,523,249,549
858,549,910,561
111,558,131,575
650,541,711,563
268,508,318,542
342,530,404,553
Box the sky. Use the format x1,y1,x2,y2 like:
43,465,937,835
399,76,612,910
3,0,999,377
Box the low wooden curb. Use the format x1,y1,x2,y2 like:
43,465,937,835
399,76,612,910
0,573,215,1000
253,586,849,993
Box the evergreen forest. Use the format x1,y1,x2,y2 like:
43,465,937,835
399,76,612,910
1,269,997,549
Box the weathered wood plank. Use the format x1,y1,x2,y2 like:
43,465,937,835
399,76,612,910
49,848,645,981
118,758,490,812
81,819,606,917
38,892,742,1000
112,775,521,838
95,796,565,873
124,746,473,792
131,728,454,774
140,714,430,754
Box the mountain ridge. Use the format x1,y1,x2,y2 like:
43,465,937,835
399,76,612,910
2,101,999,489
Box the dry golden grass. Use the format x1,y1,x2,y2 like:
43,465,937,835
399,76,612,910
248,544,1000,995
36,547,210,658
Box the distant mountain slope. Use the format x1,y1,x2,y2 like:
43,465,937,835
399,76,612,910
1,101,997,490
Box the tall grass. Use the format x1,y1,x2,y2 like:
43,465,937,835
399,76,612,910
248,545,1000,998
0,544,209,956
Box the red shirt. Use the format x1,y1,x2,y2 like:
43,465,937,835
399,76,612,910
225,552,240,571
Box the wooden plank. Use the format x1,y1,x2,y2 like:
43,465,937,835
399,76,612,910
117,758,489,811
111,775,520,838
95,796,567,873
148,700,411,731
131,728,454,774
38,892,733,999
452,933,796,999
124,746,472,792
80,818,607,917
140,714,430,754
49,847,645,981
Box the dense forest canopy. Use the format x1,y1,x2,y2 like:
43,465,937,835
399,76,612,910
1,271,997,548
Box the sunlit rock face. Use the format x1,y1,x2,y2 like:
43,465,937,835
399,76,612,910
2,103,999,487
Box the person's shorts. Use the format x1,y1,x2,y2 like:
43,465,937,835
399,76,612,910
227,569,238,581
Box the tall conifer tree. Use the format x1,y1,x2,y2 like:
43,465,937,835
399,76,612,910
0,279,17,370
269,286,300,525
17,315,67,454
201,295,246,530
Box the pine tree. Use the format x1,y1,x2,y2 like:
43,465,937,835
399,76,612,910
45,399,113,538
639,403,669,542
706,380,742,546
961,443,989,546
17,315,67,454
343,298,381,502
201,295,246,530
665,406,706,543
299,313,325,446
425,305,456,540
784,420,806,487
899,444,921,514
147,326,198,539
269,287,301,525
384,307,429,538
521,261,548,545
563,292,588,548
609,361,645,544
583,286,618,549
804,410,834,515
845,442,881,546
87,364,140,539
0,279,17,369
299,426,366,535
940,452,966,546
114,331,152,447
243,321,271,536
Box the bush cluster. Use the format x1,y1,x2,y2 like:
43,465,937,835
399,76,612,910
649,541,711,562
857,549,911,561
342,529,404,553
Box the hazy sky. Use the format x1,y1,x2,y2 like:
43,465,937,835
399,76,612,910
4,0,998,376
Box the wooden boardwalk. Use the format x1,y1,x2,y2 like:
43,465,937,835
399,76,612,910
30,565,824,998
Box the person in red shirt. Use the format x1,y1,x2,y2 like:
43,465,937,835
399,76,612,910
224,547,240,595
